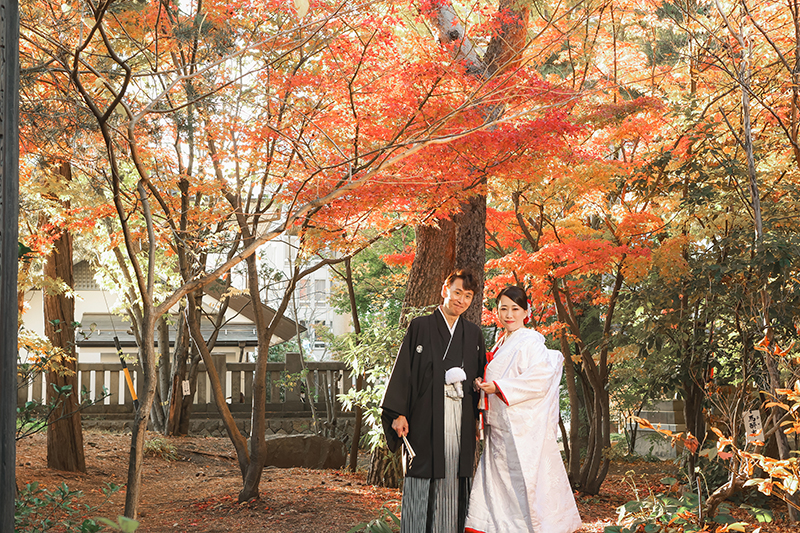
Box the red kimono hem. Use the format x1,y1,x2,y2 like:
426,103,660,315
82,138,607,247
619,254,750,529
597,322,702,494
465,528,486,533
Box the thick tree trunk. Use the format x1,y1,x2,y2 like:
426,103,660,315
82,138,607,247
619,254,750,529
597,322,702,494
44,162,85,473
452,193,487,325
165,311,196,436
367,445,401,487
401,220,456,320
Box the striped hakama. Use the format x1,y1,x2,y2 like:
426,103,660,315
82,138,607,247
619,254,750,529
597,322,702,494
401,384,463,533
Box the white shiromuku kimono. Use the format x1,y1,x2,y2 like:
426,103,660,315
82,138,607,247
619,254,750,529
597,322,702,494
465,327,582,533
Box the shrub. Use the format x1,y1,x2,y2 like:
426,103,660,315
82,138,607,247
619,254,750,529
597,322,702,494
142,436,178,461
15,481,135,533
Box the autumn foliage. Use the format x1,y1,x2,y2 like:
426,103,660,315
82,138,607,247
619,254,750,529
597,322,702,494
14,0,800,527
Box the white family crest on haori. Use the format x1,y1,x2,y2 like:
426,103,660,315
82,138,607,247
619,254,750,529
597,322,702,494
465,327,582,533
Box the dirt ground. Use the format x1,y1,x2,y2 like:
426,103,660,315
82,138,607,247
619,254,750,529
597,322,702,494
15,429,795,532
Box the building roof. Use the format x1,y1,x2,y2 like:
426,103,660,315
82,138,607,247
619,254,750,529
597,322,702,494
76,312,278,348
74,263,304,348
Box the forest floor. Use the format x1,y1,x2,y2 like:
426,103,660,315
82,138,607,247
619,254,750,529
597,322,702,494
15,429,796,532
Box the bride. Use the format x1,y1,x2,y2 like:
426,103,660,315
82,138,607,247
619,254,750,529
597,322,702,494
465,285,581,533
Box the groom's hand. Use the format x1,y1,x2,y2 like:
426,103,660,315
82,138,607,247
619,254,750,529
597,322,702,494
392,415,409,437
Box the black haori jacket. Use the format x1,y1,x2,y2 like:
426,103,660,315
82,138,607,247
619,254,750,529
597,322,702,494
381,310,486,479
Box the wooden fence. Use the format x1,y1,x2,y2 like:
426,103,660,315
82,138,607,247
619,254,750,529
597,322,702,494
19,352,353,418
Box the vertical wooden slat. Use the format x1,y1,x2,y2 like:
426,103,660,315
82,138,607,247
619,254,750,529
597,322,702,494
270,370,281,405
17,375,27,407
341,368,352,395
109,370,120,405
80,369,92,402
197,369,207,406
244,368,254,405
31,372,43,403
211,354,226,407
231,370,241,403
95,370,107,404
332,370,340,413
135,366,142,403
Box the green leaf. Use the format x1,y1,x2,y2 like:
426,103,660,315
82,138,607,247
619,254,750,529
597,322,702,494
660,476,677,485
95,516,140,531
119,516,141,533
712,513,735,524
18,241,33,258
368,519,393,533
741,504,773,523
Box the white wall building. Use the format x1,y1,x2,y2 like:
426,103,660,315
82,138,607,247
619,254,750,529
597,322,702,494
20,237,351,364
256,236,352,361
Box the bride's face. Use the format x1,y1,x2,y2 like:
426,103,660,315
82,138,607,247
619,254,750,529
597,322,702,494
497,295,527,333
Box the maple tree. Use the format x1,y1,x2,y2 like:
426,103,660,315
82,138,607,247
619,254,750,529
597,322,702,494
16,0,800,525
18,0,550,514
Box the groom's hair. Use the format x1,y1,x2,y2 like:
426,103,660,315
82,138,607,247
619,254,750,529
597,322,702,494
444,269,479,293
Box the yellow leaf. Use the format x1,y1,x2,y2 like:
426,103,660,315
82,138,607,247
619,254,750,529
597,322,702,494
726,523,748,532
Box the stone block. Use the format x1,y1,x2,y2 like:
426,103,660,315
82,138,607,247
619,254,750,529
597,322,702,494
263,434,346,469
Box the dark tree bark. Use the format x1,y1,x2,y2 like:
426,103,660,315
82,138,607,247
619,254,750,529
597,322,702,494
165,308,195,436
682,374,706,487
401,220,456,322
150,314,171,433
452,193,487,325
44,161,85,473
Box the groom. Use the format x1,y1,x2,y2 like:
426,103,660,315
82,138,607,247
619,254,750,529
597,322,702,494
381,269,486,533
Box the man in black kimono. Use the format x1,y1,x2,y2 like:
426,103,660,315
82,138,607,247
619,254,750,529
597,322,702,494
381,269,486,533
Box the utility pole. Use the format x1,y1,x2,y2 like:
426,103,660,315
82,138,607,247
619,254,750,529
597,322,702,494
1,0,20,530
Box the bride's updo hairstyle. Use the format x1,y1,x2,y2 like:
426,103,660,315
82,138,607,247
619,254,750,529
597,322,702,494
496,286,528,310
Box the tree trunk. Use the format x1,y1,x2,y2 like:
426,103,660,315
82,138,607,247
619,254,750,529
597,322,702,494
123,314,158,519
367,445,401,488
238,249,271,501
452,193,487,325
165,309,196,436
682,375,706,489
344,258,364,473
401,220,456,321
44,161,85,473
150,314,171,433
721,4,800,517
185,291,250,477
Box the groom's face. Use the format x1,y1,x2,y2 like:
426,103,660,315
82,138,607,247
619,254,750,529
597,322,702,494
441,278,474,318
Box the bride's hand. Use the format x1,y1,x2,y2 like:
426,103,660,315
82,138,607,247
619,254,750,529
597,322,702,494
477,380,498,395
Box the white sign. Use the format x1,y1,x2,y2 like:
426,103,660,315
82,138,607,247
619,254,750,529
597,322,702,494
743,410,764,444
182,380,191,397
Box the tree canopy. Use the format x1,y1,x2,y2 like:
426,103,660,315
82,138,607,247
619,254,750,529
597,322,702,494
16,0,800,519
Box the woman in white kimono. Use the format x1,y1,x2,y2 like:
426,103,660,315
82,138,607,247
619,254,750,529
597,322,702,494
465,286,581,533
